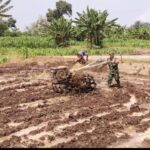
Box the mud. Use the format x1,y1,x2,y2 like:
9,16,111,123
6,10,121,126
0,57,150,148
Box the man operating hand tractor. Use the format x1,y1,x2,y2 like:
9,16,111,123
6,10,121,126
76,50,88,64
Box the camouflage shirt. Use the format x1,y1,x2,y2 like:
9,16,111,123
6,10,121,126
107,58,119,74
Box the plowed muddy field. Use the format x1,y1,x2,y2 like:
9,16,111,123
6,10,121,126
0,57,150,148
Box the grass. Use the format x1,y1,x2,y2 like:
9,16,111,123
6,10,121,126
0,36,150,64
0,56,9,64
0,36,52,48
104,38,150,48
1,36,150,49
0,47,135,59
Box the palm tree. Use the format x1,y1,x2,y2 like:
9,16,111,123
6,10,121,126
45,18,74,47
0,0,13,18
105,25,127,39
74,7,118,48
74,8,96,48
74,25,86,41
128,21,150,40
46,0,72,22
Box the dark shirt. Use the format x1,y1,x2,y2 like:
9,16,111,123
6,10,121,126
78,51,88,57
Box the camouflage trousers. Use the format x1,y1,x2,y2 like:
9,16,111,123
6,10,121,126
108,72,120,87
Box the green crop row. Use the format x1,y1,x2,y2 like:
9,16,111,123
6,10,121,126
0,36,52,48
104,38,150,48
0,36,150,49
0,47,135,60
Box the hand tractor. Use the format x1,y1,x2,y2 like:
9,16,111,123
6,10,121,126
50,59,107,93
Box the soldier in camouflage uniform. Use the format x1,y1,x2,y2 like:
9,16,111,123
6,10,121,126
107,53,122,88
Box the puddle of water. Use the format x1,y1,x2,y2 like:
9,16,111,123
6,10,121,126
0,81,40,91
123,126,137,135
115,132,126,138
44,137,74,148
109,120,118,125
129,110,150,117
43,127,95,147
8,122,23,127
29,131,53,141
145,92,150,97
140,103,150,110
109,104,120,108
75,132,84,136
0,111,110,146
95,112,109,117
0,136,11,143
0,122,48,143
142,138,150,147
0,78,16,83
20,114,91,142
123,94,137,110
116,107,127,112
46,97,70,105
87,127,95,133
19,100,44,110
28,112,110,144
56,112,109,132
0,77,6,81
15,88,26,92
55,118,90,133
60,109,79,120
0,106,11,111
44,126,95,148
15,122,48,137
19,96,70,110
73,111,78,116
16,85,46,93
141,118,150,123
63,112,70,119
110,126,150,148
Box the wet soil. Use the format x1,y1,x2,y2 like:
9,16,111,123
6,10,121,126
0,58,150,148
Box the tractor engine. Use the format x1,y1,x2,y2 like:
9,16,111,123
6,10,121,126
50,66,96,93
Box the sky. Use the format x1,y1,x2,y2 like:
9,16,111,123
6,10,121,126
8,0,150,31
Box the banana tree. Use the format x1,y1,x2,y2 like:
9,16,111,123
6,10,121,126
0,0,13,18
74,7,118,48
46,18,75,47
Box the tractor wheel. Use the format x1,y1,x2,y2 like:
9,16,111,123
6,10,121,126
52,82,65,93
52,79,72,94
54,70,70,82
83,74,97,90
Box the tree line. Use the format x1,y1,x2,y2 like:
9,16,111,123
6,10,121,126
1,0,150,49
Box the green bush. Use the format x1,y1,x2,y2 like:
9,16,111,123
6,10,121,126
0,56,8,64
